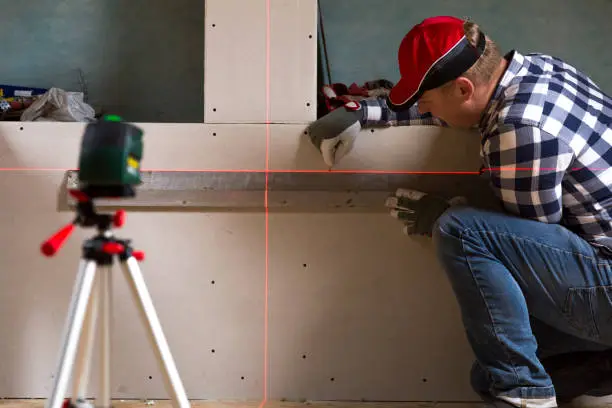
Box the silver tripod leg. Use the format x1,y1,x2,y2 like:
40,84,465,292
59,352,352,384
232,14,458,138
98,265,112,408
71,271,100,406
64,265,111,408
46,259,99,408
119,256,190,408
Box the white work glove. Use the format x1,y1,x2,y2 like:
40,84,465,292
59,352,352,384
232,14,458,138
306,101,363,167
385,188,467,236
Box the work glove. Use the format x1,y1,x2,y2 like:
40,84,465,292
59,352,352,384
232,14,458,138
385,188,467,236
306,101,364,168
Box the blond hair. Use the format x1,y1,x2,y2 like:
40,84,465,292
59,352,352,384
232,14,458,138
461,20,502,84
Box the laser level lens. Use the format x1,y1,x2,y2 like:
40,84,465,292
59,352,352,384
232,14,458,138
103,114,123,122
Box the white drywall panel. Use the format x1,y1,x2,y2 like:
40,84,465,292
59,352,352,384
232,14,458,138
268,124,482,172
269,0,318,123
0,122,486,402
266,124,482,401
0,178,266,400
0,122,267,171
204,0,317,124
267,213,476,401
0,122,268,399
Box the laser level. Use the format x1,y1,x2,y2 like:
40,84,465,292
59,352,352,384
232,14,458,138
76,114,144,199
40,116,190,408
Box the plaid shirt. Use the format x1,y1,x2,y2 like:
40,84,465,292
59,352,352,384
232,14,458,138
358,50,612,253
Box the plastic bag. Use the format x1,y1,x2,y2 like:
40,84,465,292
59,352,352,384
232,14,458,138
21,87,95,122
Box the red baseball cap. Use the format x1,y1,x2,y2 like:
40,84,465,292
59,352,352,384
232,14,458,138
387,16,486,111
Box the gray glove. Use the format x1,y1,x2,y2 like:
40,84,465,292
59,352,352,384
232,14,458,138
306,101,363,167
385,188,467,236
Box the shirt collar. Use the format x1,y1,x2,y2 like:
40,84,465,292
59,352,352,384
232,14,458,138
478,50,526,131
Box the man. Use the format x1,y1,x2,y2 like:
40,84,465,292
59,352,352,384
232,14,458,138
307,15,612,408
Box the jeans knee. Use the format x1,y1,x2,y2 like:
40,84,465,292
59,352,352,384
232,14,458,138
432,205,478,246
432,206,490,273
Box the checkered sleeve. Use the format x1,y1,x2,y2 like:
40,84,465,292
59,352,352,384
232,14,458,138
359,97,447,127
484,125,574,223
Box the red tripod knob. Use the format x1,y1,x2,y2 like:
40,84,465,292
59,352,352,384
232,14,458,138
114,210,126,227
133,251,145,261
102,242,125,254
41,223,75,257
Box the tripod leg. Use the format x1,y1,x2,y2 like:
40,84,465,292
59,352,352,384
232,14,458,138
119,257,190,408
71,272,100,407
46,259,98,408
98,265,112,408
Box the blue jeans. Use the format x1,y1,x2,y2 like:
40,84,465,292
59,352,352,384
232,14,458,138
432,206,612,406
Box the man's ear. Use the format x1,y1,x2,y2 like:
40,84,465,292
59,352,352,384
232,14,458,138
454,77,475,101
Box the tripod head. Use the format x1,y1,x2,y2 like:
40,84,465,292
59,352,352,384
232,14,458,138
41,115,145,259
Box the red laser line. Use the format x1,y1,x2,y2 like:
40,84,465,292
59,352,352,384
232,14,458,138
1,167,610,174
260,0,271,406
0,167,478,175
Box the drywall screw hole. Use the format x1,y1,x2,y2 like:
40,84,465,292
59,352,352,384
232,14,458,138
370,129,375,133
422,378,428,382
213,108,217,112
302,354,307,359
308,34,313,39
212,132,217,136
303,263,307,267
306,102,311,107
212,24,216,27
19,127,24,131
148,376,152,380
241,376,245,380
211,349,215,353
330,377,335,381
211,280,215,284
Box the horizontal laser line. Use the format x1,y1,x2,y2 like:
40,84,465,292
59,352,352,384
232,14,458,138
0,167,608,174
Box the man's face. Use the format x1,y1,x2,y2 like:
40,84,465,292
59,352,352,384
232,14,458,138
416,79,482,129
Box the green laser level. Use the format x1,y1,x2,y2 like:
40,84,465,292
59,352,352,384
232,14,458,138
77,115,144,199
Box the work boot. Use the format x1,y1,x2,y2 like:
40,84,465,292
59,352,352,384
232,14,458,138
542,348,612,406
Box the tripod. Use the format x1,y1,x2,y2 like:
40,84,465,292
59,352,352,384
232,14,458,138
41,189,191,408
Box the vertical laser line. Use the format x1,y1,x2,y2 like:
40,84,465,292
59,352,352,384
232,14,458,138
260,0,271,406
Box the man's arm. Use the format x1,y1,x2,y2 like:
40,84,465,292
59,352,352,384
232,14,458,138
359,96,448,128
307,96,446,168
484,125,573,223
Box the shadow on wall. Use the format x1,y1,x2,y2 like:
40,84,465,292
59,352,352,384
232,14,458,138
0,0,204,123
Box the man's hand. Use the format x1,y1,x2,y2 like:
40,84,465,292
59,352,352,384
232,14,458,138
306,101,364,167
385,188,467,236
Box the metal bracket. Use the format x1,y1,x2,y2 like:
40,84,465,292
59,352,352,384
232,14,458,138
60,170,497,213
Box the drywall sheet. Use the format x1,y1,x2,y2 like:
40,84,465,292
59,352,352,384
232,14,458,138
0,122,483,172
204,0,317,124
0,122,488,401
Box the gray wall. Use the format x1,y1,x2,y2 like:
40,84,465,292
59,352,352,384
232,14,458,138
0,0,204,123
319,0,612,93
